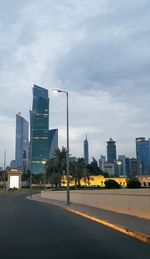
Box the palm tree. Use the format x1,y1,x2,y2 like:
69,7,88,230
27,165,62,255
70,158,85,188
45,147,67,188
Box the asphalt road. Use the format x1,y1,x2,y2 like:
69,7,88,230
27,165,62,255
0,193,150,259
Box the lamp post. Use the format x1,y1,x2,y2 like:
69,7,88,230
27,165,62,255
52,89,70,205
42,161,46,190
29,169,32,198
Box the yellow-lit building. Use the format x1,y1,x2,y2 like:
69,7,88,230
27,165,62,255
62,175,150,188
61,175,127,188
138,175,150,187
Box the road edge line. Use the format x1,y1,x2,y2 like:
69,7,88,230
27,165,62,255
65,208,150,245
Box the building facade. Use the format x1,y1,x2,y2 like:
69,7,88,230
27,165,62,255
130,158,138,176
99,155,106,171
107,138,116,163
15,113,29,172
48,129,58,159
83,135,89,165
118,155,126,176
30,85,49,174
136,137,150,175
104,162,115,176
125,157,130,176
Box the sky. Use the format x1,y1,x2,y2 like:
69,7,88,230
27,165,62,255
0,0,150,166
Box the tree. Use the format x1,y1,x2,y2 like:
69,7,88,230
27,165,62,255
70,158,85,188
49,173,60,188
82,168,94,188
86,157,99,175
86,157,107,176
126,177,141,189
45,147,67,188
105,179,121,189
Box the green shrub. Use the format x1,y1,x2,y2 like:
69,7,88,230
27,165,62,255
127,177,141,188
104,179,121,189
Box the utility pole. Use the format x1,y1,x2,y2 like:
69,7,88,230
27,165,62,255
3,149,6,190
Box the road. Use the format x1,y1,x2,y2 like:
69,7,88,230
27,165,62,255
0,193,149,259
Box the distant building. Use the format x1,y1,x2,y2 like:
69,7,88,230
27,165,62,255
115,160,123,177
10,160,16,169
104,162,115,176
48,129,58,158
130,158,138,176
136,137,150,175
83,135,89,165
99,155,105,171
15,113,29,172
30,85,49,174
138,175,150,187
107,138,116,163
118,155,126,176
69,157,77,162
125,157,130,176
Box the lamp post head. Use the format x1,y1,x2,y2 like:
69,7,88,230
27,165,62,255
52,89,62,94
52,89,68,94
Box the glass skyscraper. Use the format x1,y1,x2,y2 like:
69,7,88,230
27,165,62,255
136,137,150,175
107,138,116,163
84,135,89,165
30,85,49,174
15,113,29,172
48,129,58,159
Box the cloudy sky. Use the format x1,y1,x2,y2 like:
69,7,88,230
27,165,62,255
0,0,150,166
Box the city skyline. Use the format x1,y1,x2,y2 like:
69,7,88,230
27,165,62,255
0,1,150,165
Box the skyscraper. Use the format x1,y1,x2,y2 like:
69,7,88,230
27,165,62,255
136,137,150,175
99,155,105,171
30,85,49,174
130,158,138,176
15,113,29,172
84,135,89,165
107,138,116,163
48,129,58,158
118,155,126,176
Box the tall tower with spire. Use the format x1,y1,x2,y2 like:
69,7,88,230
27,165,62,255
83,134,89,165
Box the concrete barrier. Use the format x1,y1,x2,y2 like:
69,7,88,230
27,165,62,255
41,189,150,219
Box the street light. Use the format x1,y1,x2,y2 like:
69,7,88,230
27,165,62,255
42,161,46,190
52,88,70,205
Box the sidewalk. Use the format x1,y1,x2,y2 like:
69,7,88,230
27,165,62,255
28,193,150,243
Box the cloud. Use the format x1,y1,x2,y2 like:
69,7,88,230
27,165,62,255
0,0,150,165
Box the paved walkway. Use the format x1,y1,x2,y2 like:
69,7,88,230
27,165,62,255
28,193,150,240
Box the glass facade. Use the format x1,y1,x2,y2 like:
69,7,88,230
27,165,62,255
48,129,58,159
107,138,116,163
84,136,89,165
30,85,49,174
136,138,150,175
15,113,29,172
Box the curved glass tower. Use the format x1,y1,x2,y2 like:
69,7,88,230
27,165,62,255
30,85,49,174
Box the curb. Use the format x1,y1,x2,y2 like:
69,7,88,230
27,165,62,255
65,208,150,245
27,196,150,245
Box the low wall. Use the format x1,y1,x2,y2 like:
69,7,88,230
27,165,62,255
41,189,150,219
